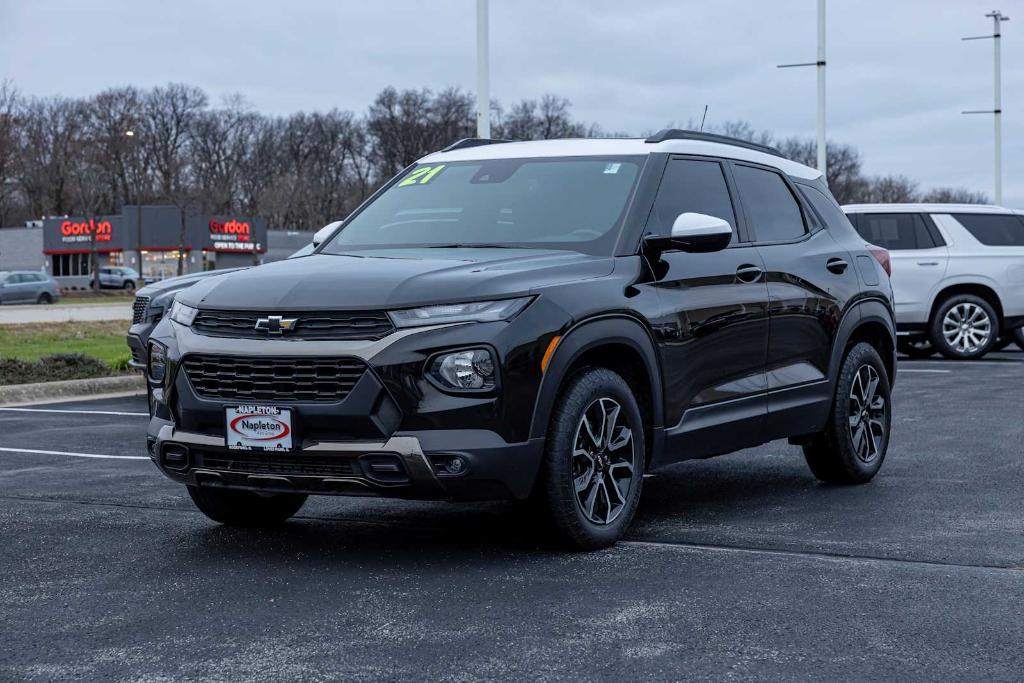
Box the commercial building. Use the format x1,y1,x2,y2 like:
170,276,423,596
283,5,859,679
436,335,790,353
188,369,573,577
41,205,267,288
1,207,314,288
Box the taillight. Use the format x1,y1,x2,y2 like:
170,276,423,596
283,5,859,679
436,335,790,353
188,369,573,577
867,245,891,278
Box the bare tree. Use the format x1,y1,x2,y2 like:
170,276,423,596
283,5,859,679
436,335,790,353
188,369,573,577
920,187,990,204
864,175,919,203
0,81,21,225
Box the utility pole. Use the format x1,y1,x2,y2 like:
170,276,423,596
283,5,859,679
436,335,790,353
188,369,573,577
778,0,827,178
963,10,1010,204
475,0,490,138
125,129,143,275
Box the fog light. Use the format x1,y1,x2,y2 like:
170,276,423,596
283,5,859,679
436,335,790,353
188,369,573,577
429,348,496,391
444,456,466,475
148,341,166,383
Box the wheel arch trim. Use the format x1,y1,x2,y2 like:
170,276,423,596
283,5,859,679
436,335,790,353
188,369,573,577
528,314,665,442
828,298,898,386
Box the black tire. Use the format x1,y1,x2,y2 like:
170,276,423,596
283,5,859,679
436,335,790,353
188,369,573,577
187,485,307,526
897,337,936,359
1014,327,1024,351
803,342,891,484
123,280,135,291
538,367,645,550
929,294,1000,360
36,292,53,305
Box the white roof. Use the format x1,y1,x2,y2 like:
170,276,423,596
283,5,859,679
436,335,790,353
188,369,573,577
843,203,1013,214
420,137,822,181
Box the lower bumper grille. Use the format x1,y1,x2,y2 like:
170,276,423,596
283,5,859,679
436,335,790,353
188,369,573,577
182,355,366,402
196,451,361,477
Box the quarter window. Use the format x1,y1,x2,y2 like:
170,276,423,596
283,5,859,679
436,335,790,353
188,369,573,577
733,165,806,242
853,213,938,250
648,159,737,243
798,185,855,232
952,213,1024,246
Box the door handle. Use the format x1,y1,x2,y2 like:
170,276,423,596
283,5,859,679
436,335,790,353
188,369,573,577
826,257,849,274
917,261,939,266
735,264,764,283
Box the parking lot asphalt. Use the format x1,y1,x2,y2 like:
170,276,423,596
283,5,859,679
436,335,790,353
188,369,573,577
1,352,1022,681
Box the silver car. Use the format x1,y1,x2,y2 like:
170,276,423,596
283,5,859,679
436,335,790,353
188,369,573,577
99,266,141,290
0,270,62,305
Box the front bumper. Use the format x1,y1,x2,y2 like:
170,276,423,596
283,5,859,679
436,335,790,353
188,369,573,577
146,417,544,501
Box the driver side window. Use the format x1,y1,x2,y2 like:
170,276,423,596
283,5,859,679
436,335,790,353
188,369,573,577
648,159,737,244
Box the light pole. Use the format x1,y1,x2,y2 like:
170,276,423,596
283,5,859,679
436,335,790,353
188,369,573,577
125,129,143,276
778,0,827,177
475,0,490,138
962,10,1010,204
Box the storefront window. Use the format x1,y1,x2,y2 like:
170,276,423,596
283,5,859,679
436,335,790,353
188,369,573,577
142,250,188,281
51,253,92,276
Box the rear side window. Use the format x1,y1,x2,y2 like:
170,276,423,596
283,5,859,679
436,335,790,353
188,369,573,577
853,213,938,250
952,213,1024,246
798,186,855,231
733,165,806,242
648,159,737,243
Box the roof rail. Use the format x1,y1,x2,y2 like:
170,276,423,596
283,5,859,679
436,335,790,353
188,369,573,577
644,129,784,158
440,138,516,153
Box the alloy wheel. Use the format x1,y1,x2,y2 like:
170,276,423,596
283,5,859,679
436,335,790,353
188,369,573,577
942,303,991,355
848,365,886,463
571,397,637,525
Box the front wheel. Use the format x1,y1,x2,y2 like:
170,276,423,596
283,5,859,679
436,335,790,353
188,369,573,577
929,294,999,360
187,485,307,526
803,342,891,484
538,368,645,550
123,280,135,291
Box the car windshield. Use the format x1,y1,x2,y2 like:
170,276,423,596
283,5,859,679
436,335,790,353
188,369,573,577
321,156,644,256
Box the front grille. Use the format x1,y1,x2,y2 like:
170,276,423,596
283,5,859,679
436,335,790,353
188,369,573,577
192,309,394,340
182,355,366,402
196,451,360,477
132,296,150,324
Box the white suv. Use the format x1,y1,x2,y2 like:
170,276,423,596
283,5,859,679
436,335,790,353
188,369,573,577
843,204,1024,359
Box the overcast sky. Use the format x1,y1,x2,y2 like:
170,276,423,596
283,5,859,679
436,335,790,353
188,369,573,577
2,0,1022,205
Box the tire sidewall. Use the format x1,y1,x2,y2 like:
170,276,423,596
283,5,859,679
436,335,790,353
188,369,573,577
930,295,999,360
543,368,646,549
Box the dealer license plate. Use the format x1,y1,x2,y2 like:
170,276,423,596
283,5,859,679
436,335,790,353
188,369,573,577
225,405,293,451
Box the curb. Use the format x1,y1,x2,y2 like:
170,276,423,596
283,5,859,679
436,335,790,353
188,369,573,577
0,375,146,406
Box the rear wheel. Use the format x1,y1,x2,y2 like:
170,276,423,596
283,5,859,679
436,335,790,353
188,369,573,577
187,485,307,526
36,292,53,305
803,342,891,484
1014,327,1024,351
538,368,645,550
897,337,935,358
929,294,999,360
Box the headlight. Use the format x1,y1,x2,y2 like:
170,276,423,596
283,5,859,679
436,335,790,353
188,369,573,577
429,348,497,391
168,301,198,326
148,341,166,383
389,297,532,328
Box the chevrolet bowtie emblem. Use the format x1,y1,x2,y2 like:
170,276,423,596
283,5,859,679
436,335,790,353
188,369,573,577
254,315,298,335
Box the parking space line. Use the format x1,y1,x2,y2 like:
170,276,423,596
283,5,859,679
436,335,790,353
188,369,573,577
0,407,148,417
900,369,951,374
0,446,148,460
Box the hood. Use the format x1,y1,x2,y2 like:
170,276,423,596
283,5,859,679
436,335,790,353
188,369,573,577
178,249,612,310
137,268,248,298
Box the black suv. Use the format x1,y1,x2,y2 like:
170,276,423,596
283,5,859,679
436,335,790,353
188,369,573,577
146,130,896,549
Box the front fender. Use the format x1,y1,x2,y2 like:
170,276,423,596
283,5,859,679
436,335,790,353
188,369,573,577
528,315,665,441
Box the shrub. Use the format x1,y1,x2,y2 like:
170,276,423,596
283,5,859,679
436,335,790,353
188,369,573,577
0,353,116,386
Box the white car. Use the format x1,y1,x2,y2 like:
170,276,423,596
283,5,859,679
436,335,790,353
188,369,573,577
843,204,1024,359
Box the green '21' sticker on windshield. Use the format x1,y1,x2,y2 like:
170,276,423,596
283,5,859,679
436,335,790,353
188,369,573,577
398,164,445,187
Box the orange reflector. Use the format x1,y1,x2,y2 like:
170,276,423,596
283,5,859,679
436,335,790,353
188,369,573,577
541,335,561,374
